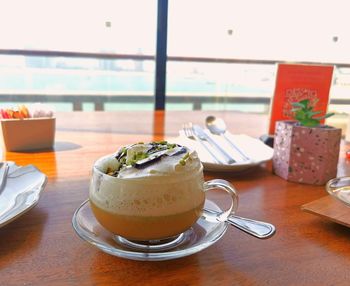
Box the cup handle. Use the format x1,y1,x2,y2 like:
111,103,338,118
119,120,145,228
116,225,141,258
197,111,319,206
203,179,276,239
203,179,238,223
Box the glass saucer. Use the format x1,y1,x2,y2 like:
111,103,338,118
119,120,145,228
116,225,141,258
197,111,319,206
326,176,350,207
72,199,228,261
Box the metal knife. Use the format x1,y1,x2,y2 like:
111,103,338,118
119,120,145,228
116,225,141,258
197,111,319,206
192,125,236,164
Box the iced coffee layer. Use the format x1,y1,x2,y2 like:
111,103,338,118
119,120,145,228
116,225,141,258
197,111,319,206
90,200,204,240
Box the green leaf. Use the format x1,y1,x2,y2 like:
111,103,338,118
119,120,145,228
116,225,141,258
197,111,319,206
305,110,321,118
291,102,306,108
299,99,310,108
290,98,334,125
324,112,335,119
300,118,320,127
314,112,335,120
294,110,306,121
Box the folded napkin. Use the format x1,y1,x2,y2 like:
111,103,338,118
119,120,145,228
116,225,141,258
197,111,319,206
172,130,273,171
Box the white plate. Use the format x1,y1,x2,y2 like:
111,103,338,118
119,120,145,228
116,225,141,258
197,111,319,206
173,131,273,172
72,199,228,261
0,162,47,228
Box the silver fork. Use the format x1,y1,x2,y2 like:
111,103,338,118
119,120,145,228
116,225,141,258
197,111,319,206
182,122,223,164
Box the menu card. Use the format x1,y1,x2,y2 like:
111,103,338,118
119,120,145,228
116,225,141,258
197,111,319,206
268,63,334,135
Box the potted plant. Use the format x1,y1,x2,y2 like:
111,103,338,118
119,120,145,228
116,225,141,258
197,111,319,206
272,99,341,185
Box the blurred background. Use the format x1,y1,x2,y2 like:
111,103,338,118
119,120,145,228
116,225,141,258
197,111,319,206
0,0,349,130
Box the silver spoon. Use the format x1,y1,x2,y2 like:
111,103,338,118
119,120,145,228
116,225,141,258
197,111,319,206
204,208,276,239
206,116,250,161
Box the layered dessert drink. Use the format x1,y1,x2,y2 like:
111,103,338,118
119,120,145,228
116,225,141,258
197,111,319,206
89,141,205,241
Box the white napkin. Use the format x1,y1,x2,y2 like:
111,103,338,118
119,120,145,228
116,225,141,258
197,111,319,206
173,130,273,167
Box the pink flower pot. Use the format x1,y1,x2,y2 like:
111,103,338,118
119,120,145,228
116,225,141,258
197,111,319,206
273,121,341,185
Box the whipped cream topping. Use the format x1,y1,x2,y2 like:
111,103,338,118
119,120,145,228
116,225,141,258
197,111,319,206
89,142,205,216
95,142,202,179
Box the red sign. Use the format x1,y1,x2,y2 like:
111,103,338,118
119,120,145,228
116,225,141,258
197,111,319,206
268,63,334,135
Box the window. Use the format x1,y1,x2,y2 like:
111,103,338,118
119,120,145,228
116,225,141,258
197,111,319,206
0,0,350,118
167,0,350,116
0,0,157,111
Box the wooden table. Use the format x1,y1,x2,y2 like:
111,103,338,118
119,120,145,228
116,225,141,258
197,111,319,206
1,111,350,286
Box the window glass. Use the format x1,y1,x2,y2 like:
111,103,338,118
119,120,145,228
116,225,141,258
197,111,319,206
167,0,350,117
0,0,157,111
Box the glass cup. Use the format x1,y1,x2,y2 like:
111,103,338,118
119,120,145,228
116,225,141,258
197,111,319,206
89,155,238,250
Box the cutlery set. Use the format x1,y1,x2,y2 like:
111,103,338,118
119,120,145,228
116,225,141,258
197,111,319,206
183,116,250,165
182,117,275,239
183,122,222,164
206,116,250,161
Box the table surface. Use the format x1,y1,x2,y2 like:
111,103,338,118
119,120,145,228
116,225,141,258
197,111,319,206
1,111,350,286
